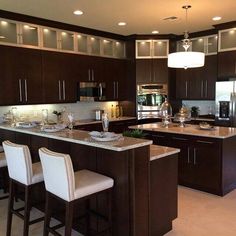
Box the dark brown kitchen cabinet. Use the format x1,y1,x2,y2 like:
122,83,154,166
42,50,77,103
218,51,236,78
0,45,43,105
176,55,217,100
136,59,168,84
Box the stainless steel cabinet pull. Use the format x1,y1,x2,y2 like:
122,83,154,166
201,80,203,98
235,61,236,75
113,82,116,99
58,80,61,100
205,80,208,98
187,147,190,163
116,81,119,99
172,137,187,141
196,140,214,144
92,69,94,81
193,148,197,165
185,80,188,98
24,79,28,102
63,80,66,100
19,79,22,102
88,69,90,81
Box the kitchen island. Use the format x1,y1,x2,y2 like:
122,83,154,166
130,123,236,196
0,124,179,236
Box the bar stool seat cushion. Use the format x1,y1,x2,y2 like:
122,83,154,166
32,162,44,184
74,169,114,199
0,152,7,168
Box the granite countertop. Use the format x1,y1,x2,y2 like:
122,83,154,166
150,145,180,161
129,123,236,139
74,116,136,126
0,124,151,152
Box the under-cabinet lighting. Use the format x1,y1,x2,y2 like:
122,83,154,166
43,28,49,33
0,36,6,39
198,38,203,42
115,42,120,45
61,32,67,36
24,25,36,30
77,35,82,38
230,30,235,34
91,37,95,41
1,21,7,26
141,42,146,45
157,41,162,45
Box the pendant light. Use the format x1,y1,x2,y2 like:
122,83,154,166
168,5,205,69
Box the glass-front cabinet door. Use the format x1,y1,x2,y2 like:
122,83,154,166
136,40,152,58
90,36,100,55
219,28,236,51
102,39,113,57
76,34,88,53
21,24,39,47
153,40,169,58
42,27,58,49
59,31,74,51
207,35,218,54
114,41,125,58
191,38,205,53
0,19,18,44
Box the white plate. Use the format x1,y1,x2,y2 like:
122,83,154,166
91,135,121,142
89,131,122,142
42,124,66,133
16,122,37,128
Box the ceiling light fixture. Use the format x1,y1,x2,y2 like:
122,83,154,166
118,22,126,26
212,16,222,21
152,30,159,34
168,5,205,70
73,10,83,16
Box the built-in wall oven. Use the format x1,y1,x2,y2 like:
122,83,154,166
78,82,106,101
137,83,167,119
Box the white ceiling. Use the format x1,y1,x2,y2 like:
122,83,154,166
1,0,236,36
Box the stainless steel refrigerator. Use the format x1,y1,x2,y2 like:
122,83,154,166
215,81,236,127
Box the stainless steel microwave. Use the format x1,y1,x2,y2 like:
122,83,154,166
78,82,106,101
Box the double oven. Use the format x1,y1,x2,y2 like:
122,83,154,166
137,83,167,120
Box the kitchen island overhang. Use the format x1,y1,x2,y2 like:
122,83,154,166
0,124,179,236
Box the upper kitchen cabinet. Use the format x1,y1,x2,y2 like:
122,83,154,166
42,50,77,103
136,40,169,58
0,19,17,45
218,28,236,78
0,45,43,105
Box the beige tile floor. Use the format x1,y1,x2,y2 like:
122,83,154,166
1,186,236,236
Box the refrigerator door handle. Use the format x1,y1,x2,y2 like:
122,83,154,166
230,92,236,127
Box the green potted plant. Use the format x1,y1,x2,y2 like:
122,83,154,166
123,129,146,139
191,106,200,118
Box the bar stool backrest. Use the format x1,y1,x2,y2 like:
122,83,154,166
3,140,33,185
39,147,75,202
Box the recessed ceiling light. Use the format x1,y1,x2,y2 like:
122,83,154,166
118,22,126,26
73,10,83,16
152,30,159,34
212,16,222,21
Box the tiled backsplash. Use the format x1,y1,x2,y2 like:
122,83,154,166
0,102,118,122
182,100,215,115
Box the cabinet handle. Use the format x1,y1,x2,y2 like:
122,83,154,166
185,81,188,98
92,69,94,81
19,79,22,102
88,69,91,81
58,80,61,100
116,81,119,99
172,137,187,141
24,79,28,102
63,80,66,100
235,61,236,75
201,80,203,98
113,81,116,99
187,147,190,163
196,140,214,145
193,148,197,165
205,80,208,98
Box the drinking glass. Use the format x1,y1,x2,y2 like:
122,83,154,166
42,109,48,125
68,112,74,130
102,113,109,132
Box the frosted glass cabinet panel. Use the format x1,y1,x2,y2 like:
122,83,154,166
0,20,17,44
207,35,218,54
136,40,152,58
77,34,88,53
22,24,39,46
153,40,168,57
191,38,205,53
176,41,186,52
60,31,74,51
42,28,57,49
103,39,113,56
220,29,236,51
114,41,125,58
90,37,100,55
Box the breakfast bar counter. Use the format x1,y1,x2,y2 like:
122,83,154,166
0,124,179,236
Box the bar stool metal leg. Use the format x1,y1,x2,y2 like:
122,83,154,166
6,179,14,236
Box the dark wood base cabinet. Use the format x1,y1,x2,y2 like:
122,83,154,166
145,131,236,196
0,128,177,236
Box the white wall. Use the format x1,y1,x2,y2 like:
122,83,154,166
0,101,118,122
182,100,215,115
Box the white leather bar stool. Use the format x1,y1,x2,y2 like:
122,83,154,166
0,150,9,200
39,147,114,236
3,140,45,236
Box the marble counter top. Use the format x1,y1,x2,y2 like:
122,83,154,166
129,123,236,139
150,145,180,161
74,116,136,126
0,124,152,152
